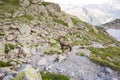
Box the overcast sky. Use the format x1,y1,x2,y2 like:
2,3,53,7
44,0,109,5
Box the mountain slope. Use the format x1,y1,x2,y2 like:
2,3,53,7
0,0,120,79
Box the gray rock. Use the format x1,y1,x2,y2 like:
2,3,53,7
19,0,30,8
112,78,118,80
18,24,31,35
12,11,19,18
22,47,30,55
37,57,47,66
103,67,113,74
3,75,14,80
14,65,42,80
0,73,4,80
9,61,17,66
3,12,12,18
58,55,66,62
6,34,15,41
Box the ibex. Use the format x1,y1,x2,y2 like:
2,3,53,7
58,36,72,52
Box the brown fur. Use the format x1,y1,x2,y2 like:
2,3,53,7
58,36,72,52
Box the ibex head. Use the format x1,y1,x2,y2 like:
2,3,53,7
58,35,63,40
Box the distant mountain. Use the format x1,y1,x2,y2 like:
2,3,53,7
59,0,120,25
103,19,120,29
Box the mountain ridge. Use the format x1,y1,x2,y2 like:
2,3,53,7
103,19,120,29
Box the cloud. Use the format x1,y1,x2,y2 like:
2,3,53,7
45,0,109,5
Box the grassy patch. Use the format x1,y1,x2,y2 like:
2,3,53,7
22,15,34,21
54,57,59,62
77,52,85,56
5,43,16,54
41,72,70,80
8,14,34,23
0,61,12,67
53,18,68,26
0,0,20,14
88,47,120,70
0,33,5,36
42,2,51,6
1,0,19,5
71,17,80,26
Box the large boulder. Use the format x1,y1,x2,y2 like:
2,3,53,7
14,65,42,80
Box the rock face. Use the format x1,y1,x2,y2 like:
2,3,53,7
14,65,42,80
45,55,120,80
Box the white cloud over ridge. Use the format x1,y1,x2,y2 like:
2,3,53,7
44,0,120,25
45,0,109,5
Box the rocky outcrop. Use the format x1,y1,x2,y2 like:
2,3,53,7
13,65,42,80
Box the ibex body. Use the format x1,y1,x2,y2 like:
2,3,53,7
58,36,72,52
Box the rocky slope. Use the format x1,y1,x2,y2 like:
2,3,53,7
103,19,120,29
0,0,120,80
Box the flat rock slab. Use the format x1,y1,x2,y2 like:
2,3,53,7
45,55,120,80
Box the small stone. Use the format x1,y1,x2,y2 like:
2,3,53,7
112,78,118,80
0,73,4,80
50,39,57,44
4,12,12,18
58,55,66,62
12,11,19,18
19,0,30,8
45,65,53,71
6,34,15,41
9,61,17,66
18,24,31,35
103,67,112,74
3,75,14,80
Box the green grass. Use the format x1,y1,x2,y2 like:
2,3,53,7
54,57,59,62
0,0,34,23
1,0,19,5
77,52,85,56
71,17,80,26
0,33,5,36
53,18,68,26
42,2,51,6
88,47,120,70
0,0,20,14
0,61,12,67
41,72,70,80
5,43,16,54
22,15,34,21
